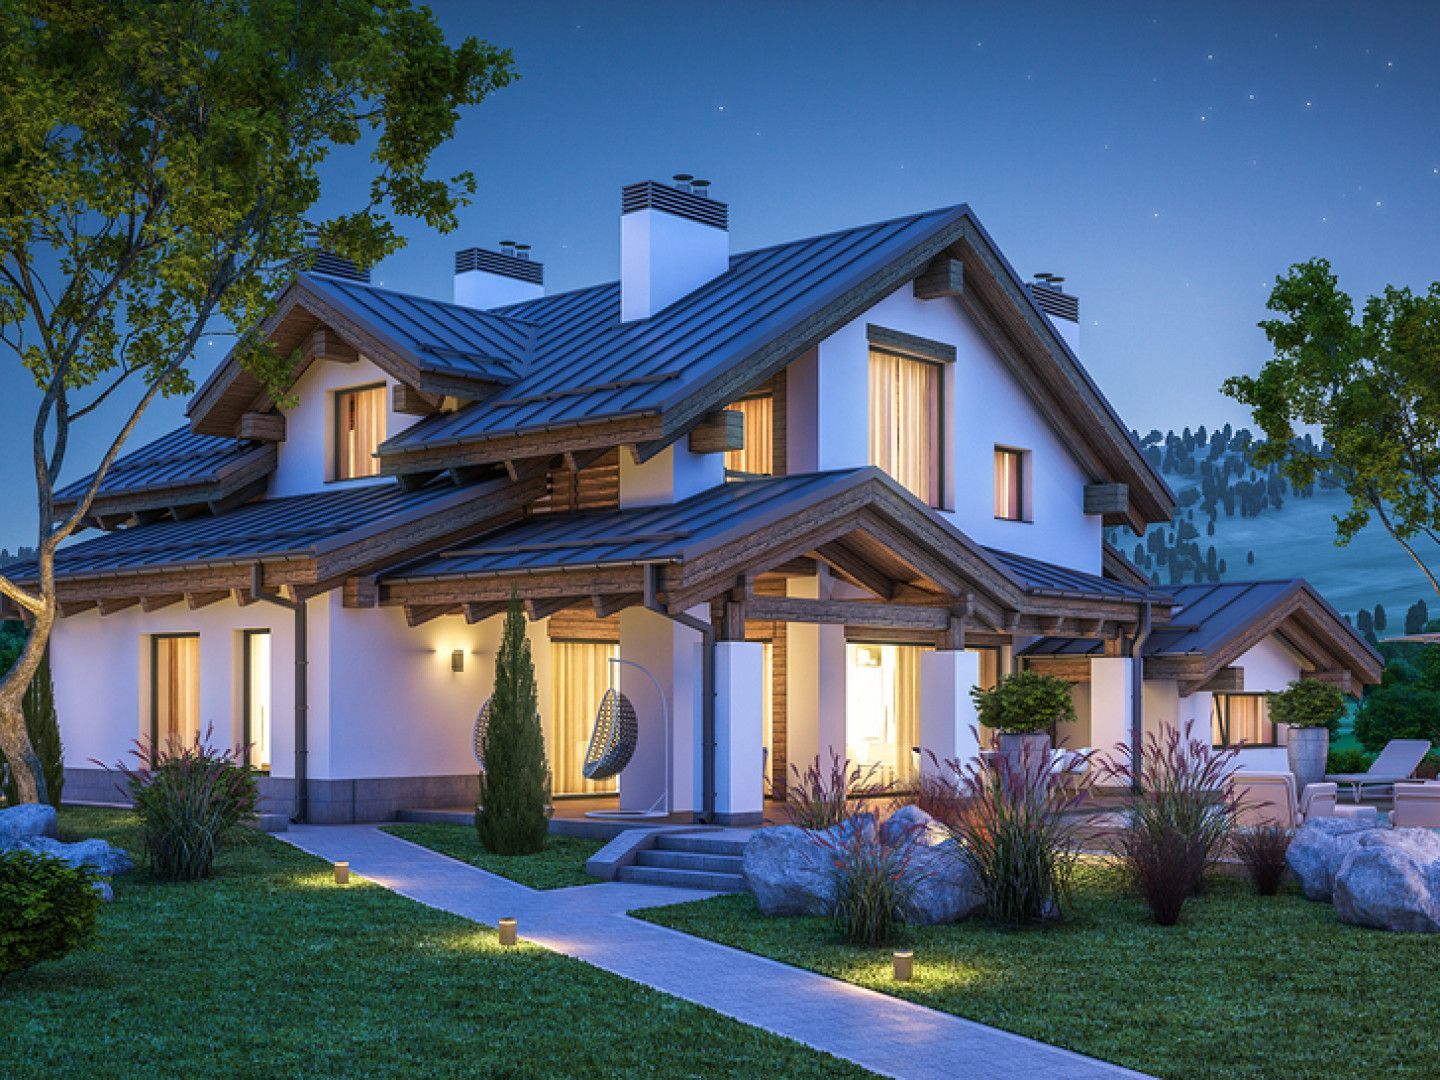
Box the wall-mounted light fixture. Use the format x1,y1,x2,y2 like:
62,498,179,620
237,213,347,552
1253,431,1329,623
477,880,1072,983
451,649,465,673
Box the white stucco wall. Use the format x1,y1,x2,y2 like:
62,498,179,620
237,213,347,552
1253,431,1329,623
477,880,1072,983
268,356,417,498
786,283,1104,574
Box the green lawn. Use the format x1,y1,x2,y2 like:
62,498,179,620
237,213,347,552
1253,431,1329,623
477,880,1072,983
0,808,870,1079
381,823,603,890
640,862,1440,1080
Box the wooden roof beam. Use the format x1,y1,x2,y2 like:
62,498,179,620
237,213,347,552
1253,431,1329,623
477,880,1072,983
239,412,286,442
140,594,183,613
688,410,744,455
816,540,898,600
392,382,442,417
525,596,580,621
186,591,229,611
97,598,138,615
463,601,507,625
913,256,964,301
405,604,454,627
302,327,359,365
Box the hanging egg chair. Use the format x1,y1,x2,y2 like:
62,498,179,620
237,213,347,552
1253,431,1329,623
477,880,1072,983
582,687,639,780
472,697,492,769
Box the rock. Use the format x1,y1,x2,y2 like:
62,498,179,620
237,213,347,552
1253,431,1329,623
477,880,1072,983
1286,817,1381,901
0,802,58,847
1333,830,1440,933
901,840,985,924
18,836,135,877
743,826,838,916
880,805,949,849
817,812,876,848
92,880,114,903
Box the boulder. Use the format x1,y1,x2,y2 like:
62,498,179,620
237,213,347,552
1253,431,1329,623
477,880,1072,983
743,826,838,916
93,880,114,903
817,812,876,848
18,836,135,877
1285,817,1381,901
1333,829,1440,933
901,840,985,924
880,805,949,849
0,802,58,847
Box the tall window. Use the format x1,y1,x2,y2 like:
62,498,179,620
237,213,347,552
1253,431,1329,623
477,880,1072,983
869,350,942,507
333,383,386,481
994,447,1027,521
552,640,619,795
725,394,774,476
243,630,272,772
1212,693,1278,748
151,634,199,755
846,643,926,786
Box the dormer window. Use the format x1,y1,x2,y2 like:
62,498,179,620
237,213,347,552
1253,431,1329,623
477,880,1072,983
333,383,386,481
869,349,942,507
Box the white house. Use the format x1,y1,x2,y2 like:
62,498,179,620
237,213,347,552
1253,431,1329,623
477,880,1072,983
20,178,1381,824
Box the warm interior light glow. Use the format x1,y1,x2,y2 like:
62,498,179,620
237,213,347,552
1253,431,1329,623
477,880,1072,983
498,917,518,946
451,649,465,673
893,950,914,981
334,861,350,885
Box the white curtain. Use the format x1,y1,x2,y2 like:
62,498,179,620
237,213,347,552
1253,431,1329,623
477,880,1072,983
994,448,1025,519
337,384,386,480
153,635,200,751
552,641,619,794
725,395,774,476
869,351,941,505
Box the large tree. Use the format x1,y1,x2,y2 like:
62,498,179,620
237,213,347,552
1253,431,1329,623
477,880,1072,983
1224,258,1440,599
0,1,513,802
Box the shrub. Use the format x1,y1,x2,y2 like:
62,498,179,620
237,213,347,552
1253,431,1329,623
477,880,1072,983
784,750,890,830
1269,678,1345,735
107,731,258,881
476,595,551,855
0,849,100,984
1104,725,1240,925
1326,746,1371,774
912,768,968,829
1353,684,1440,752
1232,825,1293,896
814,822,922,946
940,740,1091,925
971,670,1076,734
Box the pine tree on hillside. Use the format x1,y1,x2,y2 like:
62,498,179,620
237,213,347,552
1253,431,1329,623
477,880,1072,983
475,595,550,855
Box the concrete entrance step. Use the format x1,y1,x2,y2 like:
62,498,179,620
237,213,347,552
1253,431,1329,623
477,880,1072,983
633,848,744,874
616,863,748,892
652,832,749,857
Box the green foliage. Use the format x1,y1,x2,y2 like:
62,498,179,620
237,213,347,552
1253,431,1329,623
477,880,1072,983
1268,677,1346,733
0,849,99,984
475,596,549,855
1327,746,1372,774
814,827,918,946
783,750,890,830
379,825,601,891
971,670,1076,733
1223,258,1440,598
0,629,63,807
113,733,258,880
1353,684,1440,752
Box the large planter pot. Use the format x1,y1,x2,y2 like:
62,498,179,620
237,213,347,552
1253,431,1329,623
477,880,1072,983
996,730,1053,784
1287,726,1330,797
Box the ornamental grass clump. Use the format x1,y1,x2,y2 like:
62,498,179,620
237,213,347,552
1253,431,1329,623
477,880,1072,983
813,819,924,946
939,741,1093,926
1104,725,1241,925
0,849,100,985
784,750,890,831
107,730,258,881
1232,825,1294,896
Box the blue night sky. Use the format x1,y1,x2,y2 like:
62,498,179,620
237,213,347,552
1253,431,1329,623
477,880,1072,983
5,1,1440,546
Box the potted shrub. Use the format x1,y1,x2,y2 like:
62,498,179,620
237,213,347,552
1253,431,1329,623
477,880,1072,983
1270,677,1346,796
972,671,1075,776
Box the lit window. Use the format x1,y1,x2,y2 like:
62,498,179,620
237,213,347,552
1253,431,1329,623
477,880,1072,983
725,394,774,476
994,447,1027,521
333,384,386,480
869,350,942,506
1212,693,1278,748
551,640,619,795
151,634,199,756
243,630,271,772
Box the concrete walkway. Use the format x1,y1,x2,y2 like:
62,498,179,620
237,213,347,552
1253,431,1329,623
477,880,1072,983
281,825,1147,1080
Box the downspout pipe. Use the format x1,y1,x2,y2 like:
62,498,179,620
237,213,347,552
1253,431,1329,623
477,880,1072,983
643,564,717,823
249,565,309,825
1127,600,1153,793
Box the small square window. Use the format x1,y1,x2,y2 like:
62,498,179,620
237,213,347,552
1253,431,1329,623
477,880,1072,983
333,384,387,481
994,447,1026,521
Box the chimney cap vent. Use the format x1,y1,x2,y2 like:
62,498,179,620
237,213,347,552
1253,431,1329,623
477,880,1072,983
1028,278,1079,322
308,249,370,284
454,246,544,285
622,179,728,230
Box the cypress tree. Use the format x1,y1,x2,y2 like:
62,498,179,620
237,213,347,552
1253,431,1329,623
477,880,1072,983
475,595,550,854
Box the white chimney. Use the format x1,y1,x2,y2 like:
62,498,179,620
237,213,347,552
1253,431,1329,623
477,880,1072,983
620,175,729,322
453,243,544,309
1028,274,1080,354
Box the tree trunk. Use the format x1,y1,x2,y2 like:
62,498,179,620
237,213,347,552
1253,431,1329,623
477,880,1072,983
0,696,45,804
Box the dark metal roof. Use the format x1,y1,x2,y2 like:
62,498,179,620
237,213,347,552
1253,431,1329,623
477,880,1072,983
986,547,1161,603
25,479,478,580
385,471,874,581
380,206,972,453
53,427,270,509
299,273,537,384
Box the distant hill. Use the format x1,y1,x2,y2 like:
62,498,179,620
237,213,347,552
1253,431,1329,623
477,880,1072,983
1105,425,1435,638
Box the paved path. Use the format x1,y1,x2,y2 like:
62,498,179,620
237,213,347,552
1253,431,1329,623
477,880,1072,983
281,825,1147,1080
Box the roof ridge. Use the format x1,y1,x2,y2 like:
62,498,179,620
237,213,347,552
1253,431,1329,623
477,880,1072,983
301,272,544,329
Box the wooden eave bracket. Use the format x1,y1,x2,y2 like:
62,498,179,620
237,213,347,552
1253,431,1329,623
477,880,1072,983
913,256,964,301
688,410,744,455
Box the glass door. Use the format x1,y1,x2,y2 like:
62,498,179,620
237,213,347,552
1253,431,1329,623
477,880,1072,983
243,630,272,771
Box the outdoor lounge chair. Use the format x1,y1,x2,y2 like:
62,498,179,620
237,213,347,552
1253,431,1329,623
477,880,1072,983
1231,772,1339,828
1326,739,1431,803
1392,781,1440,828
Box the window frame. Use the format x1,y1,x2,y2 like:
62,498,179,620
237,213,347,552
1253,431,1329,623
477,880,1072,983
241,628,271,773
993,445,1030,522
149,632,200,765
1211,691,1279,749
868,347,947,509
330,381,388,483
724,391,775,479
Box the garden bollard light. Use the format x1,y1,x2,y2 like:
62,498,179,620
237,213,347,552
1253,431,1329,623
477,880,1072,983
334,861,350,885
499,917,518,946
893,950,913,982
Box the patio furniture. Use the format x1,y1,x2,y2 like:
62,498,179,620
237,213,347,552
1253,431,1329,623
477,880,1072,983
472,698,493,768
1326,739,1431,802
1392,781,1440,828
1050,747,1092,790
1231,772,1339,828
